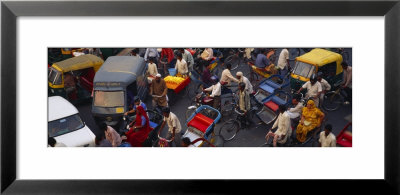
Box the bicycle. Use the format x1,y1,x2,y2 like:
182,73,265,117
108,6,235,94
218,103,260,141
288,48,313,61
322,86,347,111
224,48,246,71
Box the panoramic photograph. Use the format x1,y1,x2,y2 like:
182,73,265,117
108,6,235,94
48,48,352,147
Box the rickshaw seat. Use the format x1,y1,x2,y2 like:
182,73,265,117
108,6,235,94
264,80,281,89
337,139,352,147
264,101,279,112
188,113,214,133
259,84,275,94
271,96,286,105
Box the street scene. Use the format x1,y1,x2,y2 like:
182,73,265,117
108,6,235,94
48,48,352,147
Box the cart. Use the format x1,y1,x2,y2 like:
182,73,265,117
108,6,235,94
182,105,221,147
164,75,191,104
256,90,292,125
254,74,289,105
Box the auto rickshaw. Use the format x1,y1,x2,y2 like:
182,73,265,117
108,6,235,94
290,48,343,90
48,54,104,104
92,56,148,127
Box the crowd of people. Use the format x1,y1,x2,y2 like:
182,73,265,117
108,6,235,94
49,48,351,147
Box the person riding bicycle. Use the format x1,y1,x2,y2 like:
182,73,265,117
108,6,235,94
196,48,214,72
265,104,291,147
150,74,168,108
277,48,290,76
221,63,239,94
254,49,278,75
296,74,322,107
159,107,183,147
203,76,222,111
236,71,254,94
341,61,352,105
317,72,331,107
237,82,252,126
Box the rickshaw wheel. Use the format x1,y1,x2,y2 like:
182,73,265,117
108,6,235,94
219,120,240,141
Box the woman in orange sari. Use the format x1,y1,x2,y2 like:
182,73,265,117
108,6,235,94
296,100,325,143
125,105,152,147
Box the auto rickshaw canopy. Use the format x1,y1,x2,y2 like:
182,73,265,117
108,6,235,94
295,48,343,75
51,54,104,72
93,56,146,90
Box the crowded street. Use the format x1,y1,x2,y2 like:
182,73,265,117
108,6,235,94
48,48,352,147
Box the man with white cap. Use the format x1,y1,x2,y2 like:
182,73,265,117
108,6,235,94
150,74,168,108
236,71,253,94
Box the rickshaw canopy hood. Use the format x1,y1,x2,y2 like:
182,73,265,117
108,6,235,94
295,48,343,68
93,56,146,89
51,54,104,72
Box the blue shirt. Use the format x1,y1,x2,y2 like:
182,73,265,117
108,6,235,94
133,102,147,111
140,116,146,126
255,54,270,68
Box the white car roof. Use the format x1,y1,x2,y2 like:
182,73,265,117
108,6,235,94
48,96,79,121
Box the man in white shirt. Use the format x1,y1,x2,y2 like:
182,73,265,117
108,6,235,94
317,72,331,107
265,105,291,147
175,53,188,77
341,62,352,104
159,107,182,147
144,48,159,62
297,75,322,107
221,63,239,85
203,78,222,111
287,94,303,119
179,48,195,72
201,48,214,61
146,57,158,83
277,48,290,76
319,124,336,147
236,71,253,94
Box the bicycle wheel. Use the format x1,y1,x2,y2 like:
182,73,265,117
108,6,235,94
218,120,240,141
322,91,344,111
225,55,240,70
247,71,260,89
289,48,300,61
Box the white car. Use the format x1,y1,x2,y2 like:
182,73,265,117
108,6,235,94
48,96,95,147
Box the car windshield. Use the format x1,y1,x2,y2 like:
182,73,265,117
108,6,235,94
94,91,124,107
293,61,315,78
48,114,85,137
48,67,62,85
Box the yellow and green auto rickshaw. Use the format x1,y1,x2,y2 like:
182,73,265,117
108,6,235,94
290,48,344,90
48,54,104,104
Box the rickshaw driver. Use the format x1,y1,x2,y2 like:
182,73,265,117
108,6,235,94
159,107,183,147
150,74,168,108
254,49,278,75
265,104,291,147
296,75,322,107
203,77,222,113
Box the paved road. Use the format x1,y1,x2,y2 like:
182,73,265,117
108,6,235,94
77,48,352,147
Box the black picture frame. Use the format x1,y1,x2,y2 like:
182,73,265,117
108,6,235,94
1,0,399,194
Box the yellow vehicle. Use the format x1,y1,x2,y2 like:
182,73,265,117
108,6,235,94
290,48,343,90
48,54,104,104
